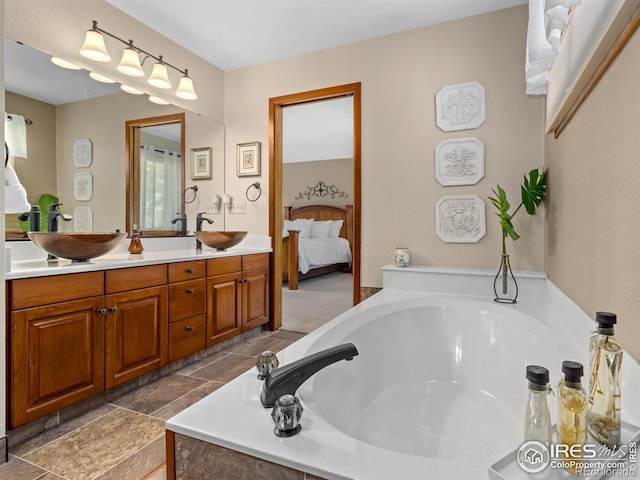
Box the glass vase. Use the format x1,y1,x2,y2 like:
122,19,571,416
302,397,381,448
494,254,518,303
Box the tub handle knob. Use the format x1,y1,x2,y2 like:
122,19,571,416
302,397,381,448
271,394,303,437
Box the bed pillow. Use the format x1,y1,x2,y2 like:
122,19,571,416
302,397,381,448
328,219,344,238
283,218,314,238
310,220,333,238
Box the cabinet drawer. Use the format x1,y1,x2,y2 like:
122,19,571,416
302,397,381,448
168,260,206,283
105,264,167,294
169,315,206,362
207,256,242,276
242,253,269,271
9,271,104,309
168,279,206,322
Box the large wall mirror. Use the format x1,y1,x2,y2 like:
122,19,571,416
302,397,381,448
4,37,225,239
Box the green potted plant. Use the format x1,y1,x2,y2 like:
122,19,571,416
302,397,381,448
488,168,546,303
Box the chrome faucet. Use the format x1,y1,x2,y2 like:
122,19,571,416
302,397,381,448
170,213,187,236
260,343,359,408
47,203,73,232
195,212,214,250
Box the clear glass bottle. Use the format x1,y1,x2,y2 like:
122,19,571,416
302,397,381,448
587,311,622,447
558,360,588,475
524,365,552,447
128,224,144,254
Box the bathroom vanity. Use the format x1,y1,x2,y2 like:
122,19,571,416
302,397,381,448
5,244,271,429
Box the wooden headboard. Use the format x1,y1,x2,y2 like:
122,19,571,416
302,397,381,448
284,204,353,246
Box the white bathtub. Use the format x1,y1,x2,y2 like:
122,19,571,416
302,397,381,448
166,269,640,480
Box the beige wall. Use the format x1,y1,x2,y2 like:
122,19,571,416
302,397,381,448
224,5,545,288
283,158,353,209
545,28,640,361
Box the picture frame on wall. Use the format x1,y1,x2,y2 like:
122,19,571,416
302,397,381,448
191,147,212,180
237,142,261,177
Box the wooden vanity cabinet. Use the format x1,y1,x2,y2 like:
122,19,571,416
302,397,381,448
167,261,206,362
205,254,270,347
8,271,106,428
105,265,168,389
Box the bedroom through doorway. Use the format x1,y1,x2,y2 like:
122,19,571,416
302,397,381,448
268,83,361,333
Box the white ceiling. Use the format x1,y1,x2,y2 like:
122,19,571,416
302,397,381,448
106,0,528,72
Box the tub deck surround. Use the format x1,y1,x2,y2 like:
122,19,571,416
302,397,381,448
165,267,640,480
5,235,272,279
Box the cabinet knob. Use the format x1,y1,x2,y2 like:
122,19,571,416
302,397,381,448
186,288,194,294
96,308,107,315
239,279,248,284
108,306,117,313
185,326,194,332
186,268,193,273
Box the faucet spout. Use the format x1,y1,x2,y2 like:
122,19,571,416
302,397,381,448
260,343,359,408
170,213,187,236
47,203,73,232
195,212,214,250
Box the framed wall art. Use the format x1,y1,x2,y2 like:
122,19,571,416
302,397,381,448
237,142,261,177
73,172,93,201
435,81,486,132
434,137,485,186
191,147,212,180
73,138,93,167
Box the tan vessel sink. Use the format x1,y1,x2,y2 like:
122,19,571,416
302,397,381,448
195,231,247,251
28,232,128,261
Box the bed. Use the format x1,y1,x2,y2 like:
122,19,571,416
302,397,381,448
282,204,353,290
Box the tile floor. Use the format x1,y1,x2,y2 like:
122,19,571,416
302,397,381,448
0,329,306,480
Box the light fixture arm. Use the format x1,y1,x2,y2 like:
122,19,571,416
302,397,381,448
90,20,189,77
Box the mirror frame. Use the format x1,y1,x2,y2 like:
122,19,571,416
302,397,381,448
125,112,186,236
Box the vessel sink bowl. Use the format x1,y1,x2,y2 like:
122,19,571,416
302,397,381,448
196,231,247,251
28,232,128,261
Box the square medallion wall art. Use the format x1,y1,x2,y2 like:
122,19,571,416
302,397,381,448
435,194,486,243
74,172,93,201
435,137,484,186
74,206,93,232
73,139,93,167
435,81,486,132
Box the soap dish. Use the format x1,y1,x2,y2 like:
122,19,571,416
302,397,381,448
488,421,640,480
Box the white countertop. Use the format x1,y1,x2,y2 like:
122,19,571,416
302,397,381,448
5,236,272,280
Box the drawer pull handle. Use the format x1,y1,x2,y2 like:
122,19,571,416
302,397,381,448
108,306,117,313
185,326,194,332
186,268,193,273
96,308,107,315
239,279,248,284
187,288,194,294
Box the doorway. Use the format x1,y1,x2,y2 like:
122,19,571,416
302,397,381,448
269,83,361,330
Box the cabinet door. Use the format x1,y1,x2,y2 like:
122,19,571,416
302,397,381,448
105,286,168,389
206,272,242,346
242,266,270,332
10,297,105,428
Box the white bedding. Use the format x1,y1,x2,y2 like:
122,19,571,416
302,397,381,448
297,237,352,274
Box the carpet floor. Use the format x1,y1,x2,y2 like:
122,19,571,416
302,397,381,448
282,271,354,333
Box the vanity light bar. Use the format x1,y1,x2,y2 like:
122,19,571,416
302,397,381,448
79,20,197,101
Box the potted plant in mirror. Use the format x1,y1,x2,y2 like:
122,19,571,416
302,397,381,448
488,168,546,303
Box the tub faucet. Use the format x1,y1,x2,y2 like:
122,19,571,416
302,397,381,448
260,343,359,408
195,212,214,250
171,213,187,236
47,203,73,232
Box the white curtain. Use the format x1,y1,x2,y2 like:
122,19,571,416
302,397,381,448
526,0,582,95
139,144,181,231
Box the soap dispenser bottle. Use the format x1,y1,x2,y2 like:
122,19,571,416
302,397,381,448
558,360,588,475
587,311,622,447
524,365,552,447
128,224,144,254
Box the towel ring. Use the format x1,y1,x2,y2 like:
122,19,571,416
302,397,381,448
184,185,198,204
246,182,262,202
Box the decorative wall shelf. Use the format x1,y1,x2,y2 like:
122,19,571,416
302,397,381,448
435,194,486,243
435,82,486,132
435,137,485,186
